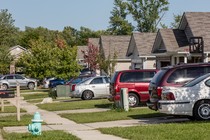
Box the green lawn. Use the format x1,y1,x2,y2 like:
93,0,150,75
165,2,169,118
0,114,33,128
60,108,166,123
21,92,49,100
2,130,80,140
37,99,112,111
1,106,26,113
99,121,210,140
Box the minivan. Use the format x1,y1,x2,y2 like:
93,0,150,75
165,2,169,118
109,69,158,107
147,63,210,110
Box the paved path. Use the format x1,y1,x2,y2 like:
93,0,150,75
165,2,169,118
2,98,189,140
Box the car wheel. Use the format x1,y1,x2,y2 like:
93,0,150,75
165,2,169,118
128,93,139,107
28,82,35,90
193,100,210,120
82,90,93,100
1,84,8,90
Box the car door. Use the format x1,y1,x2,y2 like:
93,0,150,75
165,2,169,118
89,77,106,97
5,75,16,87
103,77,110,95
15,75,27,87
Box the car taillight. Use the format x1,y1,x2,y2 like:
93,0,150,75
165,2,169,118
115,84,120,94
166,92,175,100
71,84,76,91
157,87,163,97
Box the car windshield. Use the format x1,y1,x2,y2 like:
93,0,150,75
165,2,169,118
183,73,210,87
77,77,92,85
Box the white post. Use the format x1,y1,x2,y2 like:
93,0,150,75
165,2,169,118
120,88,129,111
34,81,37,90
16,83,20,121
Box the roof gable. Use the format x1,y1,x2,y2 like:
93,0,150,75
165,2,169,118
100,35,131,59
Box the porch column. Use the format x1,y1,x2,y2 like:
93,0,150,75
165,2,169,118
184,56,187,63
171,56,175,65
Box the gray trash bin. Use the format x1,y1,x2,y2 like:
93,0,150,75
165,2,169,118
56,85,70,97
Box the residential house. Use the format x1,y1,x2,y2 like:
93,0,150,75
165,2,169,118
9,45,27,74
126,32,156,69
99,35,131,74
152,12,210,69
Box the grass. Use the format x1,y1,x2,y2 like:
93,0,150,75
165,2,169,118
60,107,166,123
37,99,112,111
21,92,49,100
0,114,33,128
2,130,80,140
98,121,210,140
0,106,26,113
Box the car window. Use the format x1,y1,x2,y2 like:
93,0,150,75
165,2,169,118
104,77,110,83
6,76,14,79
167,67,207,84
184,74,210,87
90,77,103,84
15,75,24,79
205,79,210,87
150,69,168,85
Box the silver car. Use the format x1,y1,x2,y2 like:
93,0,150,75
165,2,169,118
0,74,37,90
71,76,110,100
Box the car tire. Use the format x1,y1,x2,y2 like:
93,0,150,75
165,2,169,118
128,93,139,107
193,100,210,120
82,90,93,100
28,82,35,90
1,84,8,90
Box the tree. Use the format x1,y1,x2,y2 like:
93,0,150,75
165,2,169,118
160,13,182,29
0,9,20,47
17,38,81,80
97,51,118,76
0,46,13,74
108,0,133,35
81,42,99,71
127,0,169,32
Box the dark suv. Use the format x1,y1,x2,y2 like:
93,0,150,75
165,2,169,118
109,69,158,107
147,63,210,110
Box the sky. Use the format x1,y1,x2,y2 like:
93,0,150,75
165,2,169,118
1,0,210,31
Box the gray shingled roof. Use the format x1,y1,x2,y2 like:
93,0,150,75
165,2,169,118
77,46,88,59
100,35,130,59
159,29,189,52
180,12,210,51
133,32,156,55
88,38,99,47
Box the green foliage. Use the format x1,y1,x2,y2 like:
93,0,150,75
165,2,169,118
127,0,169,32
0,45,13,74
17,38,81,80
108,0,134,35
0,9,20,47
160,13,182,29
97,51,118,76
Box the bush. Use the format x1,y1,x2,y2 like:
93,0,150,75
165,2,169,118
48,88,57,99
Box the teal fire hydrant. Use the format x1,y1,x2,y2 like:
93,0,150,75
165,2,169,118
28,112,43,135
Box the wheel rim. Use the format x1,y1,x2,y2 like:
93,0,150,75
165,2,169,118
128,95,137,107
84,91,92,99
2,85,7,90
198,103,210,120
29,83,34,89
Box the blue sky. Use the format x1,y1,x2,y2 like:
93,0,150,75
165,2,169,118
1,0,210,31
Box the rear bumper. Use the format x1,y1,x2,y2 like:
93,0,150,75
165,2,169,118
108,94,120,102
146,97,159,111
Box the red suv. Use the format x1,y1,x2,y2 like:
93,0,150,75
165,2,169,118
109,69,158,107
147,63,210,110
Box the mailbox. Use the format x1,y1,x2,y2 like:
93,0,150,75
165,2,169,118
0,90,15,98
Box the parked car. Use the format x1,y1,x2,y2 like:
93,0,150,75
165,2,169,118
48,78,65,88
80,68,96,76
66,75,94,95
42,77,56,88
71,76,110,100
147,63,210,111
109,69,158,107
0,74,38,90
158,73,210,120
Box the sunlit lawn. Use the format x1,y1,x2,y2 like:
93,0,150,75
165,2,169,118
0,106,26,113
2,130,80,140
99,121,210,140
37,99,112,111
60,107,166,123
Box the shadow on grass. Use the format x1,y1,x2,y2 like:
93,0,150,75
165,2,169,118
128,113,168,120
94,103,113,109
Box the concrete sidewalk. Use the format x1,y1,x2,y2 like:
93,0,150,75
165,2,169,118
3,98,128,140
2,98,189,140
